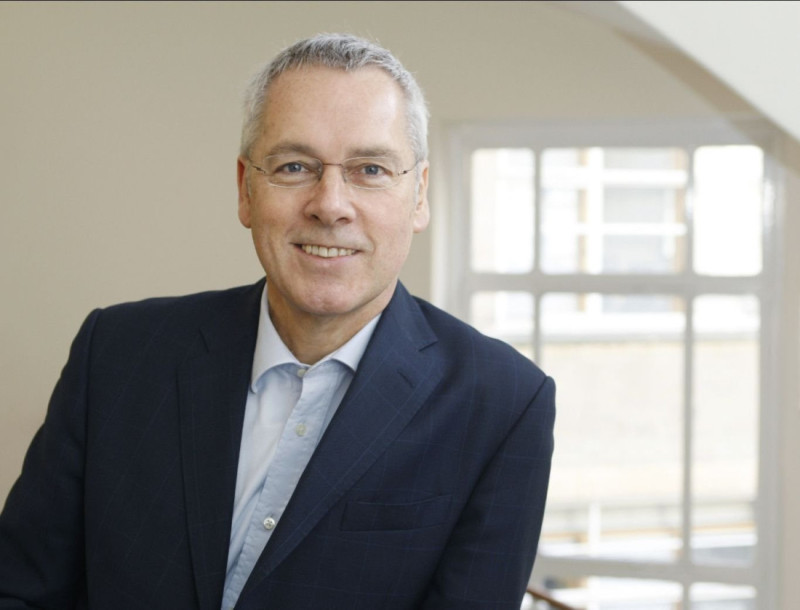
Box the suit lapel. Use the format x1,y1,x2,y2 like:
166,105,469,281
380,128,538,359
178,280,263,610
238,283,443,599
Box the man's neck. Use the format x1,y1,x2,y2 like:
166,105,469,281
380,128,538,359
267,298,389,365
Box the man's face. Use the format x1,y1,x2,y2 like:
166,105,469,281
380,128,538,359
237,65,429,331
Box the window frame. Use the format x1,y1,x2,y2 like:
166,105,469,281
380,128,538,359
440,117,782,609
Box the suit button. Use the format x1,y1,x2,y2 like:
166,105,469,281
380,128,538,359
295,423,307,437
263,516,276,530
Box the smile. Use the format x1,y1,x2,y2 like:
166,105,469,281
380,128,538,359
300,244,356,258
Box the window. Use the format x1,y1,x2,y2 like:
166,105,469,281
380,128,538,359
443,119,779,609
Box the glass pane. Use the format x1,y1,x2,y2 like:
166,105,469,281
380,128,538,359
530,576,682,609
539,187,580,274
692,295,759,566
539,293,685,562
603,187,685,273
690,582,756,609
605,187,679,223
693,146,763,276
470,148,534,273
541,147,688,274
470,291,533,359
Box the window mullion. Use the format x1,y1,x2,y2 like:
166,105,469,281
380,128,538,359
682,293,695,599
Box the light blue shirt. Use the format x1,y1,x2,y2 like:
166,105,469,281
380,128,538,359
221,287,379,610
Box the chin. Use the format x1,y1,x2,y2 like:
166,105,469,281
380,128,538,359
293,290,358,314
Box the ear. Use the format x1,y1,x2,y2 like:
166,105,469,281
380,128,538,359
237,156,252,228
412,161,430,234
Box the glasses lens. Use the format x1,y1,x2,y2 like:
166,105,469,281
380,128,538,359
343,158,399,190
263,154,320,187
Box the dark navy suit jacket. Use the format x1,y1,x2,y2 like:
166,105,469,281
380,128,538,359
0,279,555,609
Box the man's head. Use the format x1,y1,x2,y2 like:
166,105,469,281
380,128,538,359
240,33,429,166
236,34,430,359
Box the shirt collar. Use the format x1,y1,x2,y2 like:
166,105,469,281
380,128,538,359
250,284,381,389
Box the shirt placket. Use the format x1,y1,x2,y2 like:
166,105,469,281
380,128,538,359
225,362,336,596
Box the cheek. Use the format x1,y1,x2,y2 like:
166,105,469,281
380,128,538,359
247,209,283,261
249,198,288,235
375,216,416,262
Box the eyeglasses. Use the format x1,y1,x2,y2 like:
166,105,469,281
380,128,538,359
248,153,418,190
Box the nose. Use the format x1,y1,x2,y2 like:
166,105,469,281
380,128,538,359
304,164,356,225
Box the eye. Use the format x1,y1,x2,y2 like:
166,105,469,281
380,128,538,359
363,164,385,176
353,162,392,177
276,161,311,174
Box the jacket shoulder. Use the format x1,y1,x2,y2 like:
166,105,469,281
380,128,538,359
99,280,263,321
86,280,264,358
411,295,549,389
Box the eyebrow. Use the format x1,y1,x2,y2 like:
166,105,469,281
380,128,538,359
264,141,403,162
264,142,317,157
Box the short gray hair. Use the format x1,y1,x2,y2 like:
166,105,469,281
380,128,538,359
240,33,429,163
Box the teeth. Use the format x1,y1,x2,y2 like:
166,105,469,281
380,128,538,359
301,244,355,258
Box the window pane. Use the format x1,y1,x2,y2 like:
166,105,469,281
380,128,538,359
603,187,685,273
539,293,685,562
470,148,534,273
693,146,763,276
690,582,756,609
539,187,580,273
541,147,688,274
692,295,759,566
470,291,533,359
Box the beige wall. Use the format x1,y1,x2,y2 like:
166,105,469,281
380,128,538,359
1,1,797,606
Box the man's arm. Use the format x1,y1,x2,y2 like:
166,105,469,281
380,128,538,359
420,375,556,610
0,311,99,608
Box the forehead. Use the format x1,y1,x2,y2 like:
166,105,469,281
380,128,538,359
257,66,410,157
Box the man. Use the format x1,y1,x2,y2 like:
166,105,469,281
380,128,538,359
0,33,555,609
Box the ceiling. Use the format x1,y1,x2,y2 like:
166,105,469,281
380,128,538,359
548,0,800,145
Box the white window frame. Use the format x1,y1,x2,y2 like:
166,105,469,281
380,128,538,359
439,117,783,609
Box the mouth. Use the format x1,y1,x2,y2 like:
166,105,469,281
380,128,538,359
298,244,357,258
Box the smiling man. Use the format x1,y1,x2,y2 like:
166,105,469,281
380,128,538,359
0,34,555,610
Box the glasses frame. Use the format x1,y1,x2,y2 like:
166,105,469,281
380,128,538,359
248,154,419,190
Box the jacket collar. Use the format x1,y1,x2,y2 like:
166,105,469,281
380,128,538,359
177,279,263,610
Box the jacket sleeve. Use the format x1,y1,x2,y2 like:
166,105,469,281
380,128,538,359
420,375,556,610
0,310,100,608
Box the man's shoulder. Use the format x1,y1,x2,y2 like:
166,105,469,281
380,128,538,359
99,280,263,321
83,279,264,352
401,290,547,382
391,293,552,417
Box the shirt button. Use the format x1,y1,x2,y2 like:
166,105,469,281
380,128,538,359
297,367,308,378
263,516,276,530
295,423,307,437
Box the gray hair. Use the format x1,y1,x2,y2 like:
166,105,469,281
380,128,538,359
240,33,429,163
